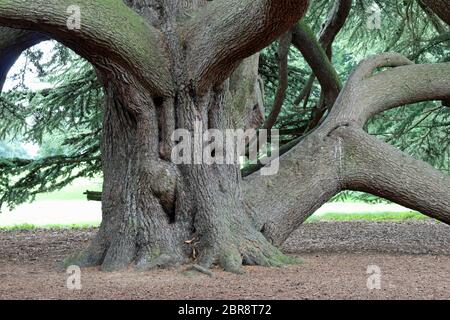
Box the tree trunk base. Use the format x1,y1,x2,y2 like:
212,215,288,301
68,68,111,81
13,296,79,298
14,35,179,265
63,208,299,274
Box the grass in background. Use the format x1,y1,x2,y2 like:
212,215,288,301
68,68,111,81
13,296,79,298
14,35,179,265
3,180,430,230
0,222,100,231
306,211,429,223
0,212,430,230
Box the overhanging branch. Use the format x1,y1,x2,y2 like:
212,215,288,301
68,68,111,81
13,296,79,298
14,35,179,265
0,0,173,96
339,126,450,225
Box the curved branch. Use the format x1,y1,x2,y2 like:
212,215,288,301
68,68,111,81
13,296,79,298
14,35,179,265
0,0,173,96
244,53,450,245
291,21,341,107
183,0,309,92
345,52,413,83
356,63,450,125
264,32,292,130
322,53,450,128
317,0,353,54
289,0,351,120
340,126,450,225
0,27,47,90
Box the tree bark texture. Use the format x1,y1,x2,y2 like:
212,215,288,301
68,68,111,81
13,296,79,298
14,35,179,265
0,0,309,272
1,1,450,273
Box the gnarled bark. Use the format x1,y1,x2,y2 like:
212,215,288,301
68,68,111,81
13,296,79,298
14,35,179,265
0,0,309,272
3,1,450,274
0,0,173,96
183,0,310,92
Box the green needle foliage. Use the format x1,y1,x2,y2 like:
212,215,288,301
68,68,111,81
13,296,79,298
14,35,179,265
0,42,102,209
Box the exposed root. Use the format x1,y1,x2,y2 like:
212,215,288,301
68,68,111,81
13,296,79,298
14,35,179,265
100,235,136,272
241,244,301,267
196,232,300,274
186,264,215,277
135,253,183,271
62,236,107,269
64,237,298,274
219,245,245,274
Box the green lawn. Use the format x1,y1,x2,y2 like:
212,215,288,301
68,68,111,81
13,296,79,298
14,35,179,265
0,212,430,231
0,222,100,231
305,211,429,223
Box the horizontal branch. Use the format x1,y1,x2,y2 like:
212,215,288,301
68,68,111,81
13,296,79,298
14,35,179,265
183,0,309,92
356,63,450,124
0,0,173,96
244,52,450,245
245,121,450,245
339,126,450,224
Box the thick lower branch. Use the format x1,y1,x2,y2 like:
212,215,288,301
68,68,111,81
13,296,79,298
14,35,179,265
339,127,450,224
243,133,341,246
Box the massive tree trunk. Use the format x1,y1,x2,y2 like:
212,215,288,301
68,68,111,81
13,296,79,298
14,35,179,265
2,1,450,273
0,0,309,272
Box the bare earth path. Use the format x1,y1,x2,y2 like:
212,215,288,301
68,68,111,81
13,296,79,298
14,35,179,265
1,221,449,300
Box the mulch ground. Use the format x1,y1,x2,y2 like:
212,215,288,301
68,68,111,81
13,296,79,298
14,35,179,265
1,221,449,300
